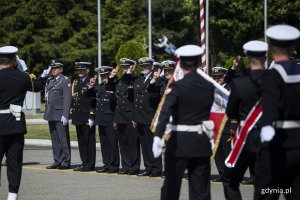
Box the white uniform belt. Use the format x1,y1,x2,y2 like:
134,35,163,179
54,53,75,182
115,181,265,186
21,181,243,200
169,124,203,134
0,109,10,114
276,120,300,129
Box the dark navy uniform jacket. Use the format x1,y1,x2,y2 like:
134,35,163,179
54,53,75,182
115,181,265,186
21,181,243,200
94,77,117,126
0,68,46,135
261,61,300,148
226,69,265,153
156,76,168,96
133,72,161,125
71,75,96,125
154,71,214,157
114,73,138,124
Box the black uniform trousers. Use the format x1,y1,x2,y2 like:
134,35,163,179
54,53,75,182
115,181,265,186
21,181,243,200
255,146,300,200
98,125,120,171
0,134,24,193
215,134,231,179
137,124,162,175
117,124,140,173
76,125,96,169
161,147,211,200
222,149,256,200
48,121,71,167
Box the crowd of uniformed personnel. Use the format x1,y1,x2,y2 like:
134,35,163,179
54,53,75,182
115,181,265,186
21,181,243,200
0,24,300,200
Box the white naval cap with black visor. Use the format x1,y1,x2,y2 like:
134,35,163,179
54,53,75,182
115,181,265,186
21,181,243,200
266,24,300,47
243,40,268,57
175,45,204,68
138,57,155,66
0,46,18,56
153,62,161,69
119,58,136,66
75,62,92,70
160,60,176,70
95,66,113,75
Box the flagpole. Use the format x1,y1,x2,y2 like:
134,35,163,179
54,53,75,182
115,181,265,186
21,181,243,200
97,0,102,83
199,0,206,70
148,0,152,58
205,0,209,74
264,0,268,67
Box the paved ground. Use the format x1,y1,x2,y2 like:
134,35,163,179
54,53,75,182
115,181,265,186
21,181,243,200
0,145,261,200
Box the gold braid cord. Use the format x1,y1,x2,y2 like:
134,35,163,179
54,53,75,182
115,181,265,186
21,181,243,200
24,72,35,110
150,75,175,133
210,114,228,161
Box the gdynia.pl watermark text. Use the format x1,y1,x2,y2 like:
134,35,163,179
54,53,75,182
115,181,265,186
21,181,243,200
261,187,292,195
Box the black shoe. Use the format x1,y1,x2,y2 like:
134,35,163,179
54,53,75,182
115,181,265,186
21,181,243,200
107,169,119,174
241,178,254,185
46,163,60,169
73,166,83,171
118,169,128,175
81,167,95,172
211,176,223,182
128,171,139,175
149,172,162,177
137,171,151,177
161,171,165,178
96,167,109,173
58,165,70,170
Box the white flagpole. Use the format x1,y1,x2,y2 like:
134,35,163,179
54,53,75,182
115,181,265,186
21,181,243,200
148,0,152,58
97,0,102,83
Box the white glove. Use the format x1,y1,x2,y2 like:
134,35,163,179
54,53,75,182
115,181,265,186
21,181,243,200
126,68,133,74
41,66,51,78
260,125,275,143
152,136,164,158
61,116,68,126
88,119,94,128
16,55,28,72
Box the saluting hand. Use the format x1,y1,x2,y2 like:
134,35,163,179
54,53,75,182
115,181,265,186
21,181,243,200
231,55,241,70
153,69,161,80
132,121,137,128
113,122,118,129
110,65,119,77
89,75,97,87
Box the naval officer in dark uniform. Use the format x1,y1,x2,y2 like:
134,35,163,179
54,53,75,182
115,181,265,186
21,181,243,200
114,58,140,175
71,62,96,172
44,59,72,170
89,66,120,173
222,41,268,200
133,57,162,177
0,46,47,200
210,66,232,183
157,60,176,96
255,25,300,200
153,45,215,200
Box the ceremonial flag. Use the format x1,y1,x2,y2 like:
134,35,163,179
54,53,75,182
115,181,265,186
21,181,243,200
151,61,230,147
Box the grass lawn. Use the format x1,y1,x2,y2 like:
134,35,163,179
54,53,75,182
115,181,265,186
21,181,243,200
25,113,44,119
25,102,100,142
25,102,45,119
25,124,100,142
